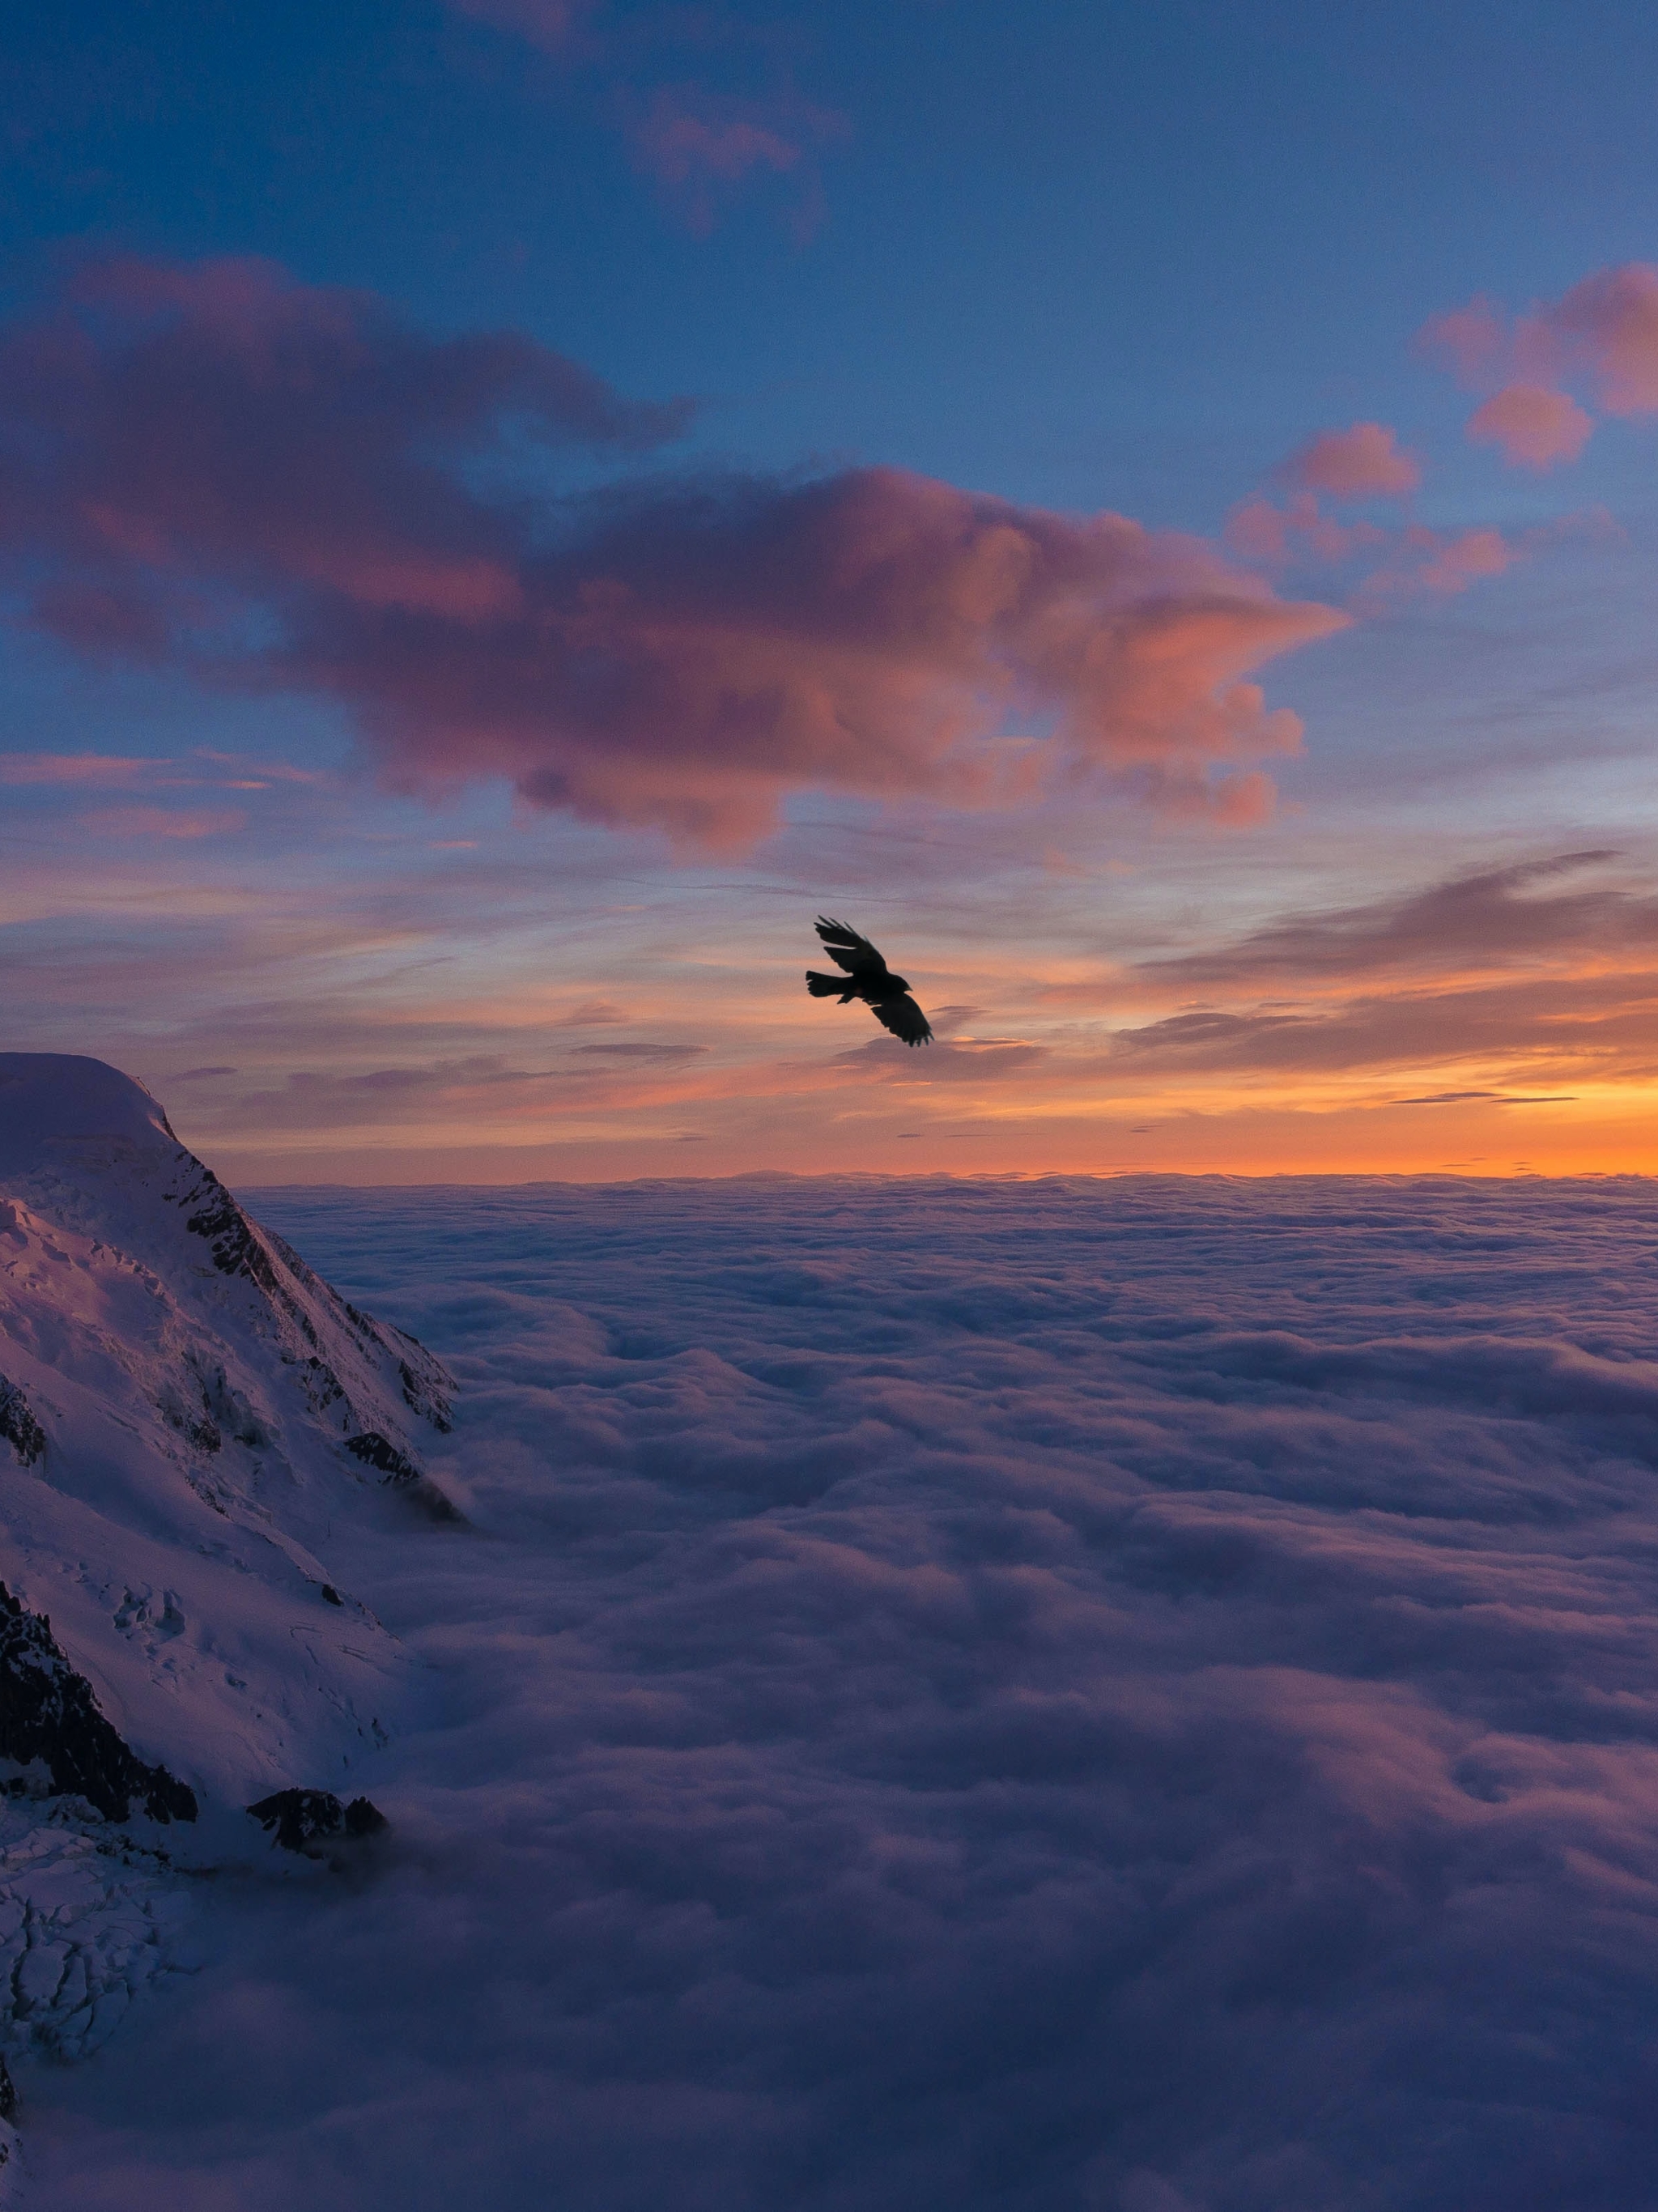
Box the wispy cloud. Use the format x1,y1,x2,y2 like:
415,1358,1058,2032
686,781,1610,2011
445,0,599,53
0,752,164,786
619,83,848,238
444,0,849,237
78,806,248,840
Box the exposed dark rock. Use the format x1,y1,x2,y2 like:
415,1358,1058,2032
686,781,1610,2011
344,1795,389,1838
344,1431,419,1483
158,1355,270,1456
399,1353,453,1433
302,1354,346,1413
247,1786,388,1852
182,1168,279,1295
0,1377,45,1467
158,1379,222,1454
0,2053,15,2121
193,1356,269,1447
0,1583,197,1824
321,1584,343,1606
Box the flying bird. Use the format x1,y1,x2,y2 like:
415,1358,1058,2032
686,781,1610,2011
806,917,933,1046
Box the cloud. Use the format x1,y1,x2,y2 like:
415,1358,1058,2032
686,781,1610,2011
571,1040,708,1061
0,752,164,787
1422,262,1658,469
1135,851,1645,990
1390,524,1513,599
0,257,1348,851
0,747,334,793
215,1049,721,1133
1394,1089,1575,1105
1417,296,1510,387
1226,415,1564,601
835,1036,1049,1083
1227,490,1523,605
619,87,848,237
1281,422,1420,500
442,0,850,238
1466,384,1593,470
1226,492,1387,569
78,805,247,840
1107,972,1658,1079
35,1174,1658,2208
1093,852,1658,1086
1544,262,1658,416
445,0,599,53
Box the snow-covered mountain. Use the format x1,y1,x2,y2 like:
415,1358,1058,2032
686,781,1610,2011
0,1054,457,2143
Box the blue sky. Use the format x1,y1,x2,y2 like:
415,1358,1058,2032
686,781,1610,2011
2,1,1658,1178
8,0,1656,500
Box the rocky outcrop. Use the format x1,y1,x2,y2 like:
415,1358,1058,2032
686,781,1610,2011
247,1788,388,1853
0,1585,196,1825
344,1432,465,1523
344,1431,421,1482
0,1385,42,1470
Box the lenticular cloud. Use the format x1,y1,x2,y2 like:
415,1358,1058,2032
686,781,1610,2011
0,257,1346,846
34,1176,1658,2211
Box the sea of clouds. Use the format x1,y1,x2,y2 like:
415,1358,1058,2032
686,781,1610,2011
28,1176,1658,2210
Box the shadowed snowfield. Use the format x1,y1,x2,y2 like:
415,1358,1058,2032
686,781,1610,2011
31,1176,1658,2211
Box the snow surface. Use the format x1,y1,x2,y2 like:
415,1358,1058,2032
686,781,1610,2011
0,1053,457,2168
0,1053,453,1819
23,1172,1658,2211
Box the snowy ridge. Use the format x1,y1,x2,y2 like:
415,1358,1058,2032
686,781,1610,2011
0,1055,457,2147
0,1055,457,1810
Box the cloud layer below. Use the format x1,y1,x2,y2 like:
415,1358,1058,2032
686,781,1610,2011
30,1175,1658,2210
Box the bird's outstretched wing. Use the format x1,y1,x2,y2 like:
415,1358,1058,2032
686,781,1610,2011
874,995,933,1047
815,917,888,980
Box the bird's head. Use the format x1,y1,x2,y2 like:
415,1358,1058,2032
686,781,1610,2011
886,974,911,994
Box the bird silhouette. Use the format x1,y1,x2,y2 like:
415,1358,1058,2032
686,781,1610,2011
806,917,933,1046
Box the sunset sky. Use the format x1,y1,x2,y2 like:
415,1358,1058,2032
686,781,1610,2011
4,0,1658,1180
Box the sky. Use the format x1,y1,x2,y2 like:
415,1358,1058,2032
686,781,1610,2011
3,0,1658,1179
32,1176,1658,2207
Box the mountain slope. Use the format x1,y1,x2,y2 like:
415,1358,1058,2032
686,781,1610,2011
0,1052,456,1823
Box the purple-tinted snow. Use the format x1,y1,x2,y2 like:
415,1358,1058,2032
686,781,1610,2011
33,1176,1658,2210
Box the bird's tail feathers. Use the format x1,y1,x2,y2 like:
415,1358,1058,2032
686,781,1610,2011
806,970,854,999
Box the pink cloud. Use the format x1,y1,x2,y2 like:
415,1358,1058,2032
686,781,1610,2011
441,2,848,239
78,806,247,839
444,0,599,54
1422,263,1658,470
1409,525,1514,595
0,249,685,624
1225,491,1390,576
1282,423,1420,500
1467,384,1593,470
1542,263,1658,416
1226,496,1297,566
0,752,164,786
1416,296,1508,388
1355,525,1517,607
619,87,848,237
0,257,1347,851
